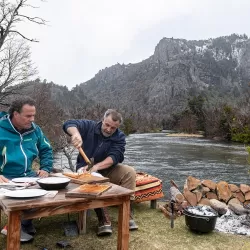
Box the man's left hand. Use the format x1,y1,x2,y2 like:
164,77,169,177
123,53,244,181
37,169,49,178
77,165,99,174
89,165,99,173
77,166,88,174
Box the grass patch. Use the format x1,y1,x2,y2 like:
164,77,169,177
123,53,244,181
1,202,250,249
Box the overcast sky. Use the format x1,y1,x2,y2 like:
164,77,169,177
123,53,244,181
20,0,250,89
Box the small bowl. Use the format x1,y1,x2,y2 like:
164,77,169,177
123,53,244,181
37,177,70,190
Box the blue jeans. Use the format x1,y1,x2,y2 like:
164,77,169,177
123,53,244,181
21,219,33,227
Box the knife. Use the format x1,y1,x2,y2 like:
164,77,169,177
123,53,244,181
78,148,94,172
170,199,175,228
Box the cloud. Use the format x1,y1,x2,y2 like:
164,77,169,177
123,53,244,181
16,0,250,88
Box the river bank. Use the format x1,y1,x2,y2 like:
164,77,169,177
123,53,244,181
166,133,204,137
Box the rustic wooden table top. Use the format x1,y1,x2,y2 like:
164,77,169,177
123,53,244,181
0,182,134,212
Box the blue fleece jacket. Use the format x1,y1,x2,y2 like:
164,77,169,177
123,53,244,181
0,112,53,179
63,120,126,170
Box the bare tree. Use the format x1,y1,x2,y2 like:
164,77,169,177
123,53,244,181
62,144,76,172
0,36,37,105
178,112,197,134
0,0,46,105
0,0,46,49
29,82,67,150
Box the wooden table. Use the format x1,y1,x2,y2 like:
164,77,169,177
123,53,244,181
0,183,134,250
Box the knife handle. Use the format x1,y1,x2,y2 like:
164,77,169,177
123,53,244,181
78,147,91,165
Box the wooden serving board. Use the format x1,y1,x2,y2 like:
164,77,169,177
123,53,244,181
50,173,109,185
65,183,112,198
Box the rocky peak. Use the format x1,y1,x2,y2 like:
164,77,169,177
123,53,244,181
79,34,250,125
93,63,127,83
153,37,189,63
153,34,250,67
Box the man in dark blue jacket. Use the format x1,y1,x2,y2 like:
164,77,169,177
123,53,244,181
63,109,138,236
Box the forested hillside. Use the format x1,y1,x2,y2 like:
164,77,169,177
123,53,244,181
76,34,250,141
1,34,250,147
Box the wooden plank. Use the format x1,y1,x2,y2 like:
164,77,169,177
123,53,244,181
65,184,112,198
21,198,128,220
50,173,109,184
69,176,109,185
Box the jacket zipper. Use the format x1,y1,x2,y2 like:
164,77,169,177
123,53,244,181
19,135,28,175
8,116,29,175
92,140,104,159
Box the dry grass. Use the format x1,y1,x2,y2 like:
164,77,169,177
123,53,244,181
1,202,250,250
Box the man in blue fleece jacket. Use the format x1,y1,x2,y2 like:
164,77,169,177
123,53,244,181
63,109,138,236
0,96,53,242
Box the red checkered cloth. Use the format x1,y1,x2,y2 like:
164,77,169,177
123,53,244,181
134,172,164,203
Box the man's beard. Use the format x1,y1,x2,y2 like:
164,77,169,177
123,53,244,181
102,131,111,137
101,129,112,137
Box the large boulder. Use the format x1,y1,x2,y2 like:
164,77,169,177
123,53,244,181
216,181,232,203
209,199,227,215
202,180,217,191
186,176,201,191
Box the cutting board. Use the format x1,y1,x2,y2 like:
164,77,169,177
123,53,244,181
50,173,109,185
65,183,112,198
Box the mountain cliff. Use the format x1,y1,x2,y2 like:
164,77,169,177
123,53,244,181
78,34,250,124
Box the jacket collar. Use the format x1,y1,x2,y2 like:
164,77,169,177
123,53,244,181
0,114,36,134
94,121,102,135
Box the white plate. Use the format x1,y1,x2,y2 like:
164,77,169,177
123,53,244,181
4,189,47,198
91,172,103,177
11,177,40,183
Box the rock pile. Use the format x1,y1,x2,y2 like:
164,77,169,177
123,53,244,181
160,176,250,219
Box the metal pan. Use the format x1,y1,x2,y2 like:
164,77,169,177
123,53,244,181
37,177,70,190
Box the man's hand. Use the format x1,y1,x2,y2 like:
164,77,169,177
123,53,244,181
0,175,9,183
66,127,82,148
77,165,99,174
77,166,88,174
71,133,82,149
89,165,99,173
37,170,49,178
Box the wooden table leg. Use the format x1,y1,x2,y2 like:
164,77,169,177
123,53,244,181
117,196,130,250
150,200,157,209
77,210,87,234
7,211,21,250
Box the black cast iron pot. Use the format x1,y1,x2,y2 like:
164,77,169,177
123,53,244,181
183,207,218,233
37,177,70,190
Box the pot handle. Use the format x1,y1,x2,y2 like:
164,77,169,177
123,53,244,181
183,211,210,222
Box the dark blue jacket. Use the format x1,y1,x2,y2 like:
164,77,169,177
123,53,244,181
63,120,126,170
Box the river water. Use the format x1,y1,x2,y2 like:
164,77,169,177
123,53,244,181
123,133,250,198
54,133,250,199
